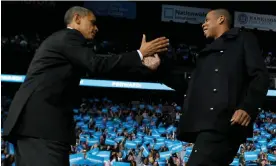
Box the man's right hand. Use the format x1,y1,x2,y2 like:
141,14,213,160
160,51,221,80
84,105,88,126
142,54,161,71
139,34,169,58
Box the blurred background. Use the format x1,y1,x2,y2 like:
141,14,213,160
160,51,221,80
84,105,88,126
1,1,276,166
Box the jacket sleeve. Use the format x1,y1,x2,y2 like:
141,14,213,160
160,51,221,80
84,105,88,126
62,30,143,75
237,32,269,118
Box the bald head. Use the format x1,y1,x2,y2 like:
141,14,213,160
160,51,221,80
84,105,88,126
212,9,232,27
64,6,93,25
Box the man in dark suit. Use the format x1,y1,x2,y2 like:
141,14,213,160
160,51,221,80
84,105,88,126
2,6,169,166
144,9,269,166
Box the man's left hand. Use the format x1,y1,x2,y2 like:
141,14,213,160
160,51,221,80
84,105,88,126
230,109,251,126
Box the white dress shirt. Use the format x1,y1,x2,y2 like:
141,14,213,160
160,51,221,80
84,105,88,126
67,27,143,60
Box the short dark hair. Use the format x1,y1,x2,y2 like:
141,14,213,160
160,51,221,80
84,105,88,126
64,6,92,25
212,9,232,27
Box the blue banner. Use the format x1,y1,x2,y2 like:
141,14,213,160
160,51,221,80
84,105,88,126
87,138,99,146
113,162,131,166
1,74,173,91
86,154,104,165
159,151,171,160
84,1,136,19
125,141,137,149
1,74,276,96
244,151,258,161
105,138,116,146
142,145,150,157
95,151,111,161
70,153,84,163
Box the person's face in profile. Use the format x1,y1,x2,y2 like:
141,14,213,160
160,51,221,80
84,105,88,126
77,12,98,40
202,11,220,39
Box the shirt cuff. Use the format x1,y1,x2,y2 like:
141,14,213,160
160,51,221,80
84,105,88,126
137,50,143,60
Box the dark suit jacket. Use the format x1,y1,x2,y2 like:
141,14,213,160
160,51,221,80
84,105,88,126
160,28,269,143
3,28,146,144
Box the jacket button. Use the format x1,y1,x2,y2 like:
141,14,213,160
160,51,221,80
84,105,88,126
188,76,191,79
213,89,218,93
214,68,219,72
184,94,187,98
210,107,214,111
220,50,224,53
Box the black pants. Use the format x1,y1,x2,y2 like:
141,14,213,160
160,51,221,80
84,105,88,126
12,136,70,166
187,131,242,166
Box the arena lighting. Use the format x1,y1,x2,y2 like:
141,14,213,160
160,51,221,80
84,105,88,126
1,74,276,97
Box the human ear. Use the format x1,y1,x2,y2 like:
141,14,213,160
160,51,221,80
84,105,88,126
73,13,81,25
218,15,225,24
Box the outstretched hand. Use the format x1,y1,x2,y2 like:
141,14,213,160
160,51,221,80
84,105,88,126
139,34,169,58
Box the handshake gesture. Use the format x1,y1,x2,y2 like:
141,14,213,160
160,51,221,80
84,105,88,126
139,34,169,70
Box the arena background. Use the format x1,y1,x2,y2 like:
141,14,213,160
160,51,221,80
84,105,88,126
1,1,276,166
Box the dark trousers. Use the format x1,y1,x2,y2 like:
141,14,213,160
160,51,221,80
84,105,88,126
12,136,70,166
187,131,242,166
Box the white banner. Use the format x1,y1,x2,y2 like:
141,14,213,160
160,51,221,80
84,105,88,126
234,11,276,31
161,5,210,24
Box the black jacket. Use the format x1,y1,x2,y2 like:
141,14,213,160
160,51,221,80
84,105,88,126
161,28,269,143
3,28,146,144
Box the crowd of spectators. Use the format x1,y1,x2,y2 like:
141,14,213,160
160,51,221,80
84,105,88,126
1,96,275,166
2,2,276,165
